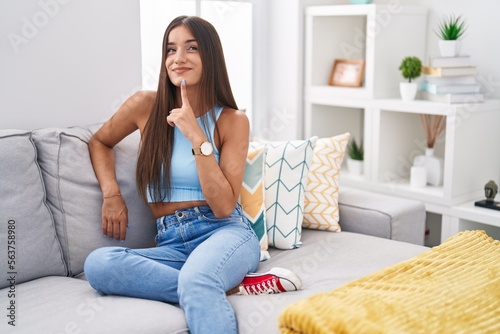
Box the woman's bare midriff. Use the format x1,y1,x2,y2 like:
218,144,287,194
149,200,208,219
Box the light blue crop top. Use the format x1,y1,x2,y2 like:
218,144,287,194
146,106,223,203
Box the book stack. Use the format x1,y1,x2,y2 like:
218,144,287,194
419,55,484,104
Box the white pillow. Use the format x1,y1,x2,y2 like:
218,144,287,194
251,137,318,249
303,133,350,231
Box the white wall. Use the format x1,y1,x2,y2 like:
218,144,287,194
1,0,499,135
251,0,302,141
0,0,142,130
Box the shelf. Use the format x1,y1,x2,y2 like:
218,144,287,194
340,174,448,205
452,199,500,228
373,98,500,116
438,199,500,243
306,104,365,140
306,86,372,105
307,94,500,115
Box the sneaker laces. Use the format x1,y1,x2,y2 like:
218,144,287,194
243,278,281,295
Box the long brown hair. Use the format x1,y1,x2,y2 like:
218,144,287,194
137,16,238,203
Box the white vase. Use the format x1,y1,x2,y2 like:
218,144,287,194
438,40,462,57
410,166,427,188
400,82,418,101
413,148,443,186
347,158,364,175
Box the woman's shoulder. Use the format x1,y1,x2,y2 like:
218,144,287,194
217,107,249,138
122,90,157,123
129,90,157,111
218,107,248,124
105,90,157,134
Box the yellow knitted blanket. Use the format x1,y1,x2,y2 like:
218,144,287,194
279,230,500,334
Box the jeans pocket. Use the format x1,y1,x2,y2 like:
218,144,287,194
155,222,180,245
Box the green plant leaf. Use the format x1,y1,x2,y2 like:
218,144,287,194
399,56,422,83
436,15,467,40
347,138,364,161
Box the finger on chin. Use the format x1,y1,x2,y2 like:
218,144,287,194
180,79,190,107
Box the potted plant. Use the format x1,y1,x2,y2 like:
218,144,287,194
436,14,467,57
399,56,422,101
346,138,364,175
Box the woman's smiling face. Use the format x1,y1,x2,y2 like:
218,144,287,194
165,25,203,87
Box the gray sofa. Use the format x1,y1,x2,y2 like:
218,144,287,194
0,124,428,334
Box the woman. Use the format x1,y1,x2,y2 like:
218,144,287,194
84,16,300,334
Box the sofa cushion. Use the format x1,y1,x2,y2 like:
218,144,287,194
32,125,157,276
251,137,317,249
303,133,350,232
240,146,270,261
1,276,187,334
0,130,67,288
338,188,426,245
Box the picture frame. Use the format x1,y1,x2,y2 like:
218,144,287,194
329,59,365,87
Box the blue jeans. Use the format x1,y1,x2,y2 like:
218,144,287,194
84,204,260,334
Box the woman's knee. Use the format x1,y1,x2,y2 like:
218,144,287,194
177,268,223,301
84,247,123,286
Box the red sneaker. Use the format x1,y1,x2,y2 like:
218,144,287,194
239,267,302,295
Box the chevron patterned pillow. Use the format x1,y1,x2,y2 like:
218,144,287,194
240,146,270,261
251,137,318,249
303,133,350,232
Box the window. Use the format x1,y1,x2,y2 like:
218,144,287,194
139,0,253,121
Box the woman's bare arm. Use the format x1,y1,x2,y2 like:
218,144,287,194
89,91,155,240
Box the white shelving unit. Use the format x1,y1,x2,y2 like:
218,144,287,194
447,200,500,242
304,4,500,246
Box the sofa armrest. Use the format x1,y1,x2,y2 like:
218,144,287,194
338,188,426,245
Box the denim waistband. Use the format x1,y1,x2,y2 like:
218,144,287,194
157,205,210,226
156,203,242,228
